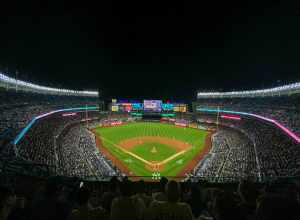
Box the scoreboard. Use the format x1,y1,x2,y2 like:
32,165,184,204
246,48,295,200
173,104,187,113
144,100,162,112
132,103,143,110
161,103,174,111
110,99,187,113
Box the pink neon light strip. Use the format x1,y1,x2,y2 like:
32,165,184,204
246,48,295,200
221,114,241,120
62,112,77,117
198,108,300,144
248,113,300,144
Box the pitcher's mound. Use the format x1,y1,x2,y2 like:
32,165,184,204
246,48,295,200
151,146,158,154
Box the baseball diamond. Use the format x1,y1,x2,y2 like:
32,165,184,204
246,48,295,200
92,122,211,179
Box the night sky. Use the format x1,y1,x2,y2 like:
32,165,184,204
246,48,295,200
0,1,300,101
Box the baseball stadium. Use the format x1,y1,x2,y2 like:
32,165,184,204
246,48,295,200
92,122,210,178
2,4,300,219
0,72,300,219
1,73,299,184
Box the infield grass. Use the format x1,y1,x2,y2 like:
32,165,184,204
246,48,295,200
131,142,177,162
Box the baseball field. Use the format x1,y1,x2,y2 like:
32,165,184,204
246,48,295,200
92,122,211,179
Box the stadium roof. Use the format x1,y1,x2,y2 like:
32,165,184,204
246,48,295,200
0,72,99,97
1,2,300,100
197,82,300,98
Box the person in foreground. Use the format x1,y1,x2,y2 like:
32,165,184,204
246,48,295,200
69,187,108,220
148,180,193,220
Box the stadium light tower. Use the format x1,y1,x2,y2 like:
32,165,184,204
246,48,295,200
216,106,220,131
15,70,18,92
85,104,89,128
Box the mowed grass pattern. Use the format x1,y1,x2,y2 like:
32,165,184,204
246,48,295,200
95,122,208,177
131,142,177,161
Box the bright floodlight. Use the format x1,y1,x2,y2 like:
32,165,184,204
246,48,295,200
0,72,99,97
197,82,300,98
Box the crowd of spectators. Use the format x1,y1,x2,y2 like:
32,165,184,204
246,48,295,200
195,94,300,135
239,119,300,179
0,175,299,220
194,113,300,182
194,128,259,182
57,123,118,179
1,88,299,187
16,112,117,180
0,89,98,140
14,105,300,183
17,113,84,168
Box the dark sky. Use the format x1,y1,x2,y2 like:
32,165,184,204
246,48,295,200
0,1,300,101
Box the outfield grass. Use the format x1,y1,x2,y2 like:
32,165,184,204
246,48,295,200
94,122,208,177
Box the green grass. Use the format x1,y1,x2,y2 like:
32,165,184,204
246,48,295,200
131,142,177,161
94,122,208,178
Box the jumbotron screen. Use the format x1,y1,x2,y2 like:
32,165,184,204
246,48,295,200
110,99,187,113
143,100,162,112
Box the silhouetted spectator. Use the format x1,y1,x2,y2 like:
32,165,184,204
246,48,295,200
256,193,300,220
30,178,68,220
149,180,193,220
152,177,168,201
132,180,153,208
69,186,108,220
110,180,145,220
186,185,204,218
212,191,241,220
0,186,16,220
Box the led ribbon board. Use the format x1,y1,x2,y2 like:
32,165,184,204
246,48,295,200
62,112,77,117
197,107,300,144
221,114,241,120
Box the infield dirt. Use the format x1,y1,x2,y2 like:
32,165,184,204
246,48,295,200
118,136,191,151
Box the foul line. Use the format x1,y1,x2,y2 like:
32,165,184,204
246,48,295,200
101,137,153,166
101,137,190,167
157,150,188,165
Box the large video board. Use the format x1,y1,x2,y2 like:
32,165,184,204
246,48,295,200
110,99,187,113
174,104,187,113
132,103,144,111
161,103,174,111
143,100,162,112
111,105,119,112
